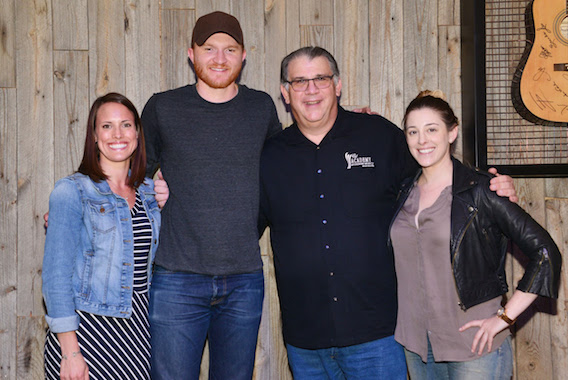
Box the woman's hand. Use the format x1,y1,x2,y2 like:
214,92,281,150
56,332,89,380
459,316,509,355
60,352,89,380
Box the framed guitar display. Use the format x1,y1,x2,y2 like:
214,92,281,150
461,0,568,177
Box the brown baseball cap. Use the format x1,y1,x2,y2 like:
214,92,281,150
192,11,244,46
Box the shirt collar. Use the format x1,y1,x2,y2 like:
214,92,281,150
282,106,348,146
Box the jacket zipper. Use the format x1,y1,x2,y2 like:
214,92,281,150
452,206,478,311
524,247,548,291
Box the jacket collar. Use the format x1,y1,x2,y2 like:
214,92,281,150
90,178,113,195
75,172,154,196
451,156,478,195
399,156,477,196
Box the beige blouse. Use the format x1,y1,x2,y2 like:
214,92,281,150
391,184,509,362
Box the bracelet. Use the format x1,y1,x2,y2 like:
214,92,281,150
61,351,82,360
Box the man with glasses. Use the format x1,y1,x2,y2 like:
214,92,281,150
258,46,411,379
258,46,517,379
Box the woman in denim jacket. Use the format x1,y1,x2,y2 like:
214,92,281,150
389,91,561,379
42,93,161,380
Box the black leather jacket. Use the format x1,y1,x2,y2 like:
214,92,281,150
390,157,561,310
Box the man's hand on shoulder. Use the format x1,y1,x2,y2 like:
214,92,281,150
351,106,379,115
488,168,518,203
154,170,170,208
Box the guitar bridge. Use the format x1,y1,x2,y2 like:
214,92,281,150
553,63,568,71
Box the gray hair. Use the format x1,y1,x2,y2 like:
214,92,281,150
280,46,340,87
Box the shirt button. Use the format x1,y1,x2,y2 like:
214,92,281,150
322,219,327,224
330,272,334,276
317,169,322,174
325,245,330,249
333,297,338,302
319,194,325,199
100,207,105,213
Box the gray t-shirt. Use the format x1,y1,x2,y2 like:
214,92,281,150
142,84,281,275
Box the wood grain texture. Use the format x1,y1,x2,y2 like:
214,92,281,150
52,0,87,50
438,0,459,26
545,178,568,199
369,0,404,123
300,0,333,25
195,0,230,17
16,316,46,379
0,88,17,380
546,199,568,380
403,0,438,107
264,0,289,127
125,0,161,111
162,0,196,9
161,9,195,91
88,0,126,99
300,25,333,53
15,0,53,318
438,25,462,159
233,0,264,90
0,0,16,87
334,0,369,109
53,51,89,180
509,177,554,380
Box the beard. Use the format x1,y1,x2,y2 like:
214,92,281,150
194,61,242,89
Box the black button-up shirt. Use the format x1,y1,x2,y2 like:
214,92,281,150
260,107,416,349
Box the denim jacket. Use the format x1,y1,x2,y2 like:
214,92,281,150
42,172,161,333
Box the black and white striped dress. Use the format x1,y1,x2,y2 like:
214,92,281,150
45,192,153,380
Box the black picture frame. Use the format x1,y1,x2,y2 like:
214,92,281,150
460,0,568,177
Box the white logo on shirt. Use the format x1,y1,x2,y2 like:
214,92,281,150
345,152,375,169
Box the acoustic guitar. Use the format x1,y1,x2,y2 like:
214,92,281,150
512,0,568,126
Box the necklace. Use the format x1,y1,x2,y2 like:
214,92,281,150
109,184,135,201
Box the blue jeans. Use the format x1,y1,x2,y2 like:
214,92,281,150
404,335,513,380
286,335,407,380
149,266,264,380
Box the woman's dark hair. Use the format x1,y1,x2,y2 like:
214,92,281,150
402,90,459,152
78,92,146,188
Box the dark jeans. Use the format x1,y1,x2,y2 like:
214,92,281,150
149,266,264,379
286,335,407,380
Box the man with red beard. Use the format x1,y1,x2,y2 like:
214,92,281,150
141,11,281,380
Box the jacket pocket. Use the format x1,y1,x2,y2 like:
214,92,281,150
86,200,117,233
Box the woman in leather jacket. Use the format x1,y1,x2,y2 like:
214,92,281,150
42,93,161,380
389,91,561,379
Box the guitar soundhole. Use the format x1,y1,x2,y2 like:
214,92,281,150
561,16,568,40
555,10,568,44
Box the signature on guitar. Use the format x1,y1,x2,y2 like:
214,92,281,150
512,0,568,125
533,67,551,81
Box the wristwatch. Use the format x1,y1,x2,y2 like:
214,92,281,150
497,307,516,325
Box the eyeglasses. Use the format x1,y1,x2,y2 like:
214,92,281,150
286,75,334,91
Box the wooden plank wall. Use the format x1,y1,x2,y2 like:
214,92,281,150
0,0,565,379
